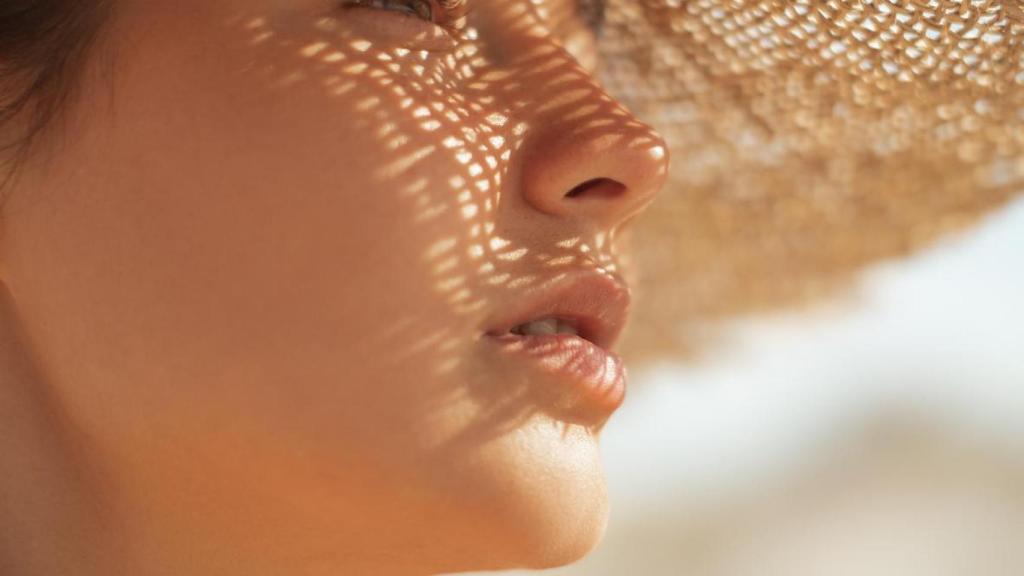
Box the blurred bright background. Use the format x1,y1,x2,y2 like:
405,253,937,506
472,197,1024,575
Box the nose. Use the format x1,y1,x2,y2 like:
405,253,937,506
513,48,670,231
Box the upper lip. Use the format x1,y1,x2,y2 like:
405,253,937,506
482,270,631,351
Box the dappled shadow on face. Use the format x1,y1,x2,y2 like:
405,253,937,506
223,2,667,457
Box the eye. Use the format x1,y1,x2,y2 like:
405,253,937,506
576,0,606,36
340,0,438,24
339,0,470,37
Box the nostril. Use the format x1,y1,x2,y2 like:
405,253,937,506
564,177,626,200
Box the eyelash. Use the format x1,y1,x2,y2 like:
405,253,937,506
577,0,606,35
339,0,471,36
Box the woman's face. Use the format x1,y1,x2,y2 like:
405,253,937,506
0,0,667,572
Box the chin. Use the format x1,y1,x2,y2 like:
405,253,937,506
434,415,613,573
514,489,610,571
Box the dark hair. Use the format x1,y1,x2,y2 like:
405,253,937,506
0,1,106,197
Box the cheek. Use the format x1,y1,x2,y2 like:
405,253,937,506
5,8,493,453
4,5,614,566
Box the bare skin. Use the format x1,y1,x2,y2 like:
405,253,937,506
0,1,668,574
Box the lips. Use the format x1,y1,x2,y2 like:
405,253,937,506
482,270,631,424
482,270,630,349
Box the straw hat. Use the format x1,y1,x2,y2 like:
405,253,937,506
602,0,1024,358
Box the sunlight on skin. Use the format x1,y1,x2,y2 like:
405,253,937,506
234,6,666,327
225,5,670,431
0,1,668,574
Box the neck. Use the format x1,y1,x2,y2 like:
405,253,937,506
0,286,459,576
0,286,125,575
0,289,442,576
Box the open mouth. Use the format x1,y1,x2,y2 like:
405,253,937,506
510,317,581,337
483,270,629,349
482,271,631,423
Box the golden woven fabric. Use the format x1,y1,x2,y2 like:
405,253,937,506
601,0,1024,358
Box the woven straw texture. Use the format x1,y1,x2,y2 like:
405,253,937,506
602,0,1024,357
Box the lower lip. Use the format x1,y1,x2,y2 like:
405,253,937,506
486,333,627,422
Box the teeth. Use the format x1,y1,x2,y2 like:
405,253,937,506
556,322,578,335
521,318,558,335
513,318,578,337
